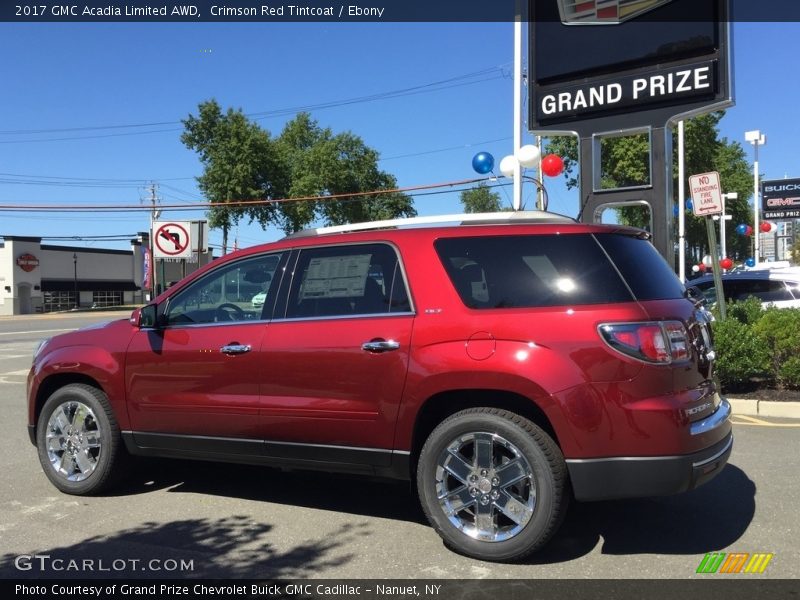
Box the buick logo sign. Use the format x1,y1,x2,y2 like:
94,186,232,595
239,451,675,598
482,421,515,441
558,0,674,24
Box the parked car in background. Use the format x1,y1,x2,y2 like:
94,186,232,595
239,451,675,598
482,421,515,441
27,212,731,562
690,268,800,309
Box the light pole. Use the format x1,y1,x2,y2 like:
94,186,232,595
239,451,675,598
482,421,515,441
717,192,737,259
745,130,766,265
72,253,78,309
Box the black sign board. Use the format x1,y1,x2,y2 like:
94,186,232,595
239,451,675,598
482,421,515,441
529,0,731,132
762,178,800,220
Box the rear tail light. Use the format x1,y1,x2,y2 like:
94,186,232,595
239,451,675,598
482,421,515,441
598,320,690,364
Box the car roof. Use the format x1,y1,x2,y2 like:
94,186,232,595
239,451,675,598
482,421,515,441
691,268,800,284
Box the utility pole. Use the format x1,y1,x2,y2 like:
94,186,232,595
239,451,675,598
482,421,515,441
147,183,161,299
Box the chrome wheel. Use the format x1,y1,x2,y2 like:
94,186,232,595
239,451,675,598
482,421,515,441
45,400,102,482
435,431,535,542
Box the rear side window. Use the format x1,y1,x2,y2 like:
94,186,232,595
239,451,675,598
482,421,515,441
435,234,633,308
595,233,685,300
283,243,411,319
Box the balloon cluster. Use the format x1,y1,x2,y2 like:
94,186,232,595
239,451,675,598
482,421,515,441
735,223,754,236
692,255,735,272
760,221,778,233
471,150,564,177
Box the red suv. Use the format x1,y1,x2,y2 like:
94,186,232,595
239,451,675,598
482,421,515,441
27,212,732,562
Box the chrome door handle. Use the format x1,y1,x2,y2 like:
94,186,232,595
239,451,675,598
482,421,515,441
361,340,400,353
220,344,252,355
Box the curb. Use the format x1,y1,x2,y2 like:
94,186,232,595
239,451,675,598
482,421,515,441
728,398,800,419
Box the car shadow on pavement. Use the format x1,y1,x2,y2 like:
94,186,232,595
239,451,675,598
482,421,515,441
529,465,756,564
112,457,427,525
0,515,364,579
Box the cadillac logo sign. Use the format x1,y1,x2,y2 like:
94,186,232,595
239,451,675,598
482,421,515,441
558,0,673,24
16,253,39,272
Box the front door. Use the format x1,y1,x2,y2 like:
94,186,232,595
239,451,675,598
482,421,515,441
125,252,286,451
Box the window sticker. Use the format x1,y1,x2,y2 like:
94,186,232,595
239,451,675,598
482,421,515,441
299,254,372,300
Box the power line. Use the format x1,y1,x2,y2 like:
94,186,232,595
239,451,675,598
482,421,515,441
0,176,498,212
0,67,509,144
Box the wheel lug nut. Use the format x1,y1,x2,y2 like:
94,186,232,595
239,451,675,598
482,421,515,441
470,488,478,497
480,469,488,476
491,490,499,500
491,477,499,486
480,495,490,505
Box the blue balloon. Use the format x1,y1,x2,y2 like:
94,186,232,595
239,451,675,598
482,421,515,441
472,152,494,175
673,205,679,217
736,224,748,235
745,257,756,268
686,199,693,210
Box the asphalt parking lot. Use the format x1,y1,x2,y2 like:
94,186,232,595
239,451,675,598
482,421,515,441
1,311,798,580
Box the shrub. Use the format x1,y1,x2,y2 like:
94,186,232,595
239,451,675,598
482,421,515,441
711,315,770,388
753,307,800,389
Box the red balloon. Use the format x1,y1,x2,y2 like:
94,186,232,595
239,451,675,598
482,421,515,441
745,225,753,236
760,221,772,233
698,263,707,272
720,258,733,270
541,154,564,177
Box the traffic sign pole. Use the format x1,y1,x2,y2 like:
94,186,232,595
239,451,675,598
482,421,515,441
705,217,726,321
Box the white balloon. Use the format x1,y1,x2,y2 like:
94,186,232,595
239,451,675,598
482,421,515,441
499,155,518,177
516,144,541,168
702,254,714,267
692,265,700,273
769,221,778,233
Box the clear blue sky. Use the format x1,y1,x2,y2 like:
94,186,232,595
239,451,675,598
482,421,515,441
0,21,795,252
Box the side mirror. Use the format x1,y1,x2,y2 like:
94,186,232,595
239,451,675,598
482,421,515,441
131,304,158,328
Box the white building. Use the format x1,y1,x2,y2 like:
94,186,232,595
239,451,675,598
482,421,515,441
0,234,212,316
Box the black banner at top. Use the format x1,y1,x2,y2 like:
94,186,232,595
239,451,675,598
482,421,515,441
3,0,800,22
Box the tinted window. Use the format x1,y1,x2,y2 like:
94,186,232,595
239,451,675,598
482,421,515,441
283,244,411,319
435,234,632,309
725,279,792,302
596,234,684,300
165,253,284,326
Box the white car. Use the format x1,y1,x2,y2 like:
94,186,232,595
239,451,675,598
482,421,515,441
251,291,267,309
690,268,800,309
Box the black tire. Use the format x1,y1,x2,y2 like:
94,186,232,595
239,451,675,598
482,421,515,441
416,407,569,562
36,383,126,495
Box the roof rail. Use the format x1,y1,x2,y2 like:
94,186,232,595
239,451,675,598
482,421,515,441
286,210,577,238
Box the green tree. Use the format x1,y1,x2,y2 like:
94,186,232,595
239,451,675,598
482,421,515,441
459,183,506,213
544,112,754,264
273,114,416,234
183,106,416,242
181,100,278,254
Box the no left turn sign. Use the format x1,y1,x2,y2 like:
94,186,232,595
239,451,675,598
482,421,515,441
153,221,192,259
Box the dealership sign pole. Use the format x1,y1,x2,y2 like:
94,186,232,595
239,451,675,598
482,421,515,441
689,171,726,319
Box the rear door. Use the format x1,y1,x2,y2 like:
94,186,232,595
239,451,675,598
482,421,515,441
260,243,414,465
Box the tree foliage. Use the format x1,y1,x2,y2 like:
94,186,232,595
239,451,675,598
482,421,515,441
544,112,754,265
460,183,506,213
182,102,416,250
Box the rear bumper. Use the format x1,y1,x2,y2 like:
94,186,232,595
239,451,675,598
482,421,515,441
567,400,733,501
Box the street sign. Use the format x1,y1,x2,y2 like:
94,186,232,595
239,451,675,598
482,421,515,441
689,171,723,217
153,221,192,259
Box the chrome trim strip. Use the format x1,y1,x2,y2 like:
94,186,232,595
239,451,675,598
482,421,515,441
690,398,731,437
692,434,733,469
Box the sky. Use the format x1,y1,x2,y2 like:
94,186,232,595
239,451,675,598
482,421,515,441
0,19,797,253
